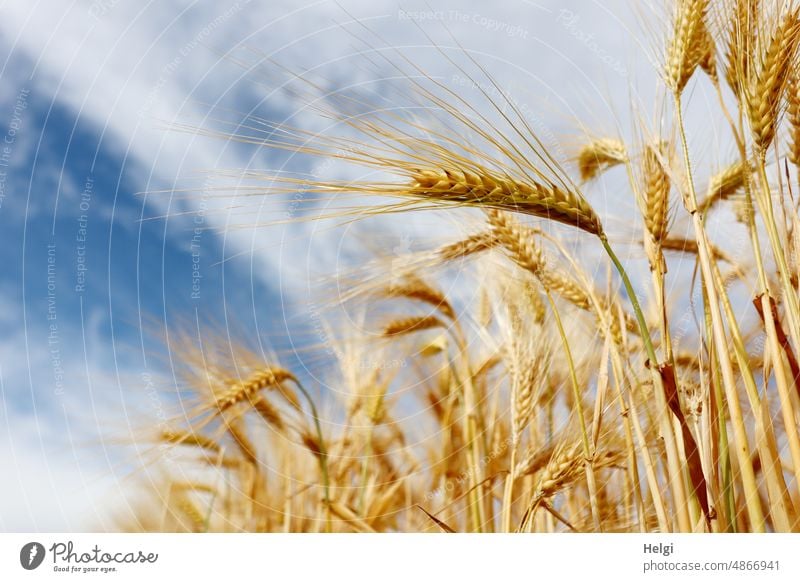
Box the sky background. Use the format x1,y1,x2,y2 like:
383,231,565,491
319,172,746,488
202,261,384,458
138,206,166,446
0,0,731,531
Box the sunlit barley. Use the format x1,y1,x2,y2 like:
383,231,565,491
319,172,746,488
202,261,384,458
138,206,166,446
125,0,800,533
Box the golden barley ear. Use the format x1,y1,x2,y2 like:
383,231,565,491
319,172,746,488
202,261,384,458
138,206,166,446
661,236,733,263
698,160,750,213
724,0,760,93
159,428,221,453
523,280,547,325
436,231,500,262
214,367,296,413
380,274,456,321
411,167,603,237
787,69,800,166
642,142,672,243
382,314,445,337
745,8,800,151
506,332,548,444
539,270,591,311
532,443,585,499
697,24,718,83
576,138,628,182
666,0,711,94
485,209,544,275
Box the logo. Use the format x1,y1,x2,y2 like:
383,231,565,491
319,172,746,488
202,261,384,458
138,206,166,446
20,542,46,570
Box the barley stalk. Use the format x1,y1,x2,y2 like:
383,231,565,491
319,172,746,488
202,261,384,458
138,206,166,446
125,0,800,535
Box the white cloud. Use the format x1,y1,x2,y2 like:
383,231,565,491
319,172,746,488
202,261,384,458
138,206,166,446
0,332,138,531
0,0,652,291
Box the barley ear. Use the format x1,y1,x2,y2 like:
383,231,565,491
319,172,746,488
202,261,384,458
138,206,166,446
666,0,711,95
642,143,671,243
745,8,800,151
576,138,628,182
787,70,800,166
411,167,603,236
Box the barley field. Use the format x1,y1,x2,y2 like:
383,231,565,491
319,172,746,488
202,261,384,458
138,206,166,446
124,0,800,533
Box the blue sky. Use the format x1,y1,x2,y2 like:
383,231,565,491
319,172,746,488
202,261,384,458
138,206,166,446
0,0,716,531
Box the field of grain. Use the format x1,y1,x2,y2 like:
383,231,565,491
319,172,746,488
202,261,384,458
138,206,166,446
124,0,800,533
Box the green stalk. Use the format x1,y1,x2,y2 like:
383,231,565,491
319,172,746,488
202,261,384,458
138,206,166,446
544,289,601,531
599,236,657,364
600,234,692,531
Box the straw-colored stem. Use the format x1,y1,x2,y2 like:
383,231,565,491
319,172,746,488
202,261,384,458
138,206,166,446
674,97,765,530
753,155,800,351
